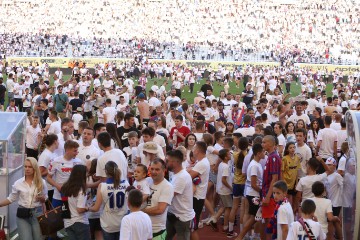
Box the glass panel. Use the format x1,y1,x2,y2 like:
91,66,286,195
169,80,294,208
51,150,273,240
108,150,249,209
344,112,357,240
0,112,26,141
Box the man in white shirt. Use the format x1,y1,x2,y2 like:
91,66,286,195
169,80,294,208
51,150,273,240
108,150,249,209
165,89,181,108
288,104,311,126
96,132,127,181
47,140,84,208
77,127,101,165
148,90,161,112
188,141,210,239
47,111,61,135
234,115,255,137
316,116,338,174
6,73,15,102
38,134,59,202
103,99,117,124
166,150,195,240
143,159,174,239
25,116,41,159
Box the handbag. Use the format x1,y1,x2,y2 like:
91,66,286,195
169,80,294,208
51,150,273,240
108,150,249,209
37,201,64,236
17,188,36,218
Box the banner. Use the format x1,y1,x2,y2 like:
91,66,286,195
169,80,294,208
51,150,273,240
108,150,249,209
294,63,360,75
6,57,359,74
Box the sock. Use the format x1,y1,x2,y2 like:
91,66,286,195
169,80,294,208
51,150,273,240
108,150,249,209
229,222,234,232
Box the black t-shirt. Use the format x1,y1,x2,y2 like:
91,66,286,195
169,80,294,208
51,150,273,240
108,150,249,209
117,126,139,148
242,90,255,105
69,98,83,112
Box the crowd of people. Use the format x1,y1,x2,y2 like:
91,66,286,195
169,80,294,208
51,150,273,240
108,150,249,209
0,58,358,240
1,0,360,63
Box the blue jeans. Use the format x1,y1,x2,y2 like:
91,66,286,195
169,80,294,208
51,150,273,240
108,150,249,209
102,230,119,240
66,222,91,240
16,206,43,240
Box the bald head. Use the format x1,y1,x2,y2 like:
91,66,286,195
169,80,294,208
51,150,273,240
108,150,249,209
262,135,276,152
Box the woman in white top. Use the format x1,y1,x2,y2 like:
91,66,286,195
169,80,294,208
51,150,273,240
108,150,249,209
89,161,130,240
61,164,90,240
0,157,47,240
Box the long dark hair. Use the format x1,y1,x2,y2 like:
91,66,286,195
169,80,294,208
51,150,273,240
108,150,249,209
105,161,121,188
310,119,320,141
236,137,249,170
283,142,295,156
61,165,87,197
106,123,121,148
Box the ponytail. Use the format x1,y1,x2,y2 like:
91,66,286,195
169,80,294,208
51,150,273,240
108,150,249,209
105,161,122,188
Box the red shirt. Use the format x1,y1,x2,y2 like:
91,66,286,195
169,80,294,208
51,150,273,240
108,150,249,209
169,126,191,146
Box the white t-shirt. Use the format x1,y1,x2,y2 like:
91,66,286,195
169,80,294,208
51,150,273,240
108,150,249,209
146,178,174,233
287,219,326,240
295,144,312,178
96,149,127,180
120,211,153,240
324,172,343,207
310,197,332,234
288,114,310,125
192,158,210,200
277,202,295,240
317,128,338,159
47,120,61,135
216,162,233,195
64,191,88,228
234,126,255,137
26,125,41,149
103,106,117,124
100,179,129,233
206,146,218,165
245,160,263,197
48,156,84,200
77,144,102,164
72,113,83,130
169,169,195,222
296,173,327,200
133,178,151,209
277,134,286,147
38,148,56,190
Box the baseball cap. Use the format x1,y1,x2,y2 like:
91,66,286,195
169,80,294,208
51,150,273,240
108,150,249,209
143,142,158,154
176,107,183,113
226,119,235,125
353,93,359,97
138,93,145,99
325,157,337,166
216,117,227,122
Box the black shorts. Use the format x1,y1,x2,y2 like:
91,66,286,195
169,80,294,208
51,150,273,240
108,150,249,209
246,195,260,216
166,73,171,78
84,111,93,119
89,218,101,238
193,197,205,230
332,206,342,217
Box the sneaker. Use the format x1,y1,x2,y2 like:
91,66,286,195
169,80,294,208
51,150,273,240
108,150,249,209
201,217,211,223
205,216,216,225
209,220,218,231
227,231,238,238
198,221,204,229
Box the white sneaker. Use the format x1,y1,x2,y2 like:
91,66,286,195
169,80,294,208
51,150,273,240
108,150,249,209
198,221,204,229
201,217,210,223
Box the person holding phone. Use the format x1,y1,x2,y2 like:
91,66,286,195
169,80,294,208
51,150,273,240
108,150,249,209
0,157,47,240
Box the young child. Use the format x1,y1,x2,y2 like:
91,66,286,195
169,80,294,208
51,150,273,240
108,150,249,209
123,131,139,175
132,164,150,209
324,157,343,239
281,142,300,208
120,189,152,240
287,199,326,240
295,157,329,208
238,143,264,239
267,180,294,240
310,181,340,237
216,148,233,234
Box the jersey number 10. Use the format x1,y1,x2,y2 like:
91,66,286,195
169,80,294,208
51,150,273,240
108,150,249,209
108,192,125,209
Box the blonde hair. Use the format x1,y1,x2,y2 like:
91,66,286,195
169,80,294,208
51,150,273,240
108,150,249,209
25,157,44,194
